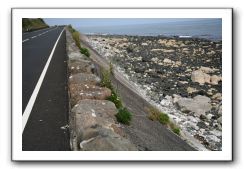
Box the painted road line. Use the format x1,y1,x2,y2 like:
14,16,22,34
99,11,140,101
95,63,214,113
23,27,51,35
22,39,29,43
22,28,65,133
22,27,58,43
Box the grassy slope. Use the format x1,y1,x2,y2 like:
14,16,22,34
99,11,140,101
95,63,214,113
22,18,49,32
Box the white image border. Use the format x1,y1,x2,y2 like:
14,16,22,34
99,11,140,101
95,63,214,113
12,8,232,161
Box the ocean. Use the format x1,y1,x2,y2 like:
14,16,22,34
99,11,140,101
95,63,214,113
78,19,222,41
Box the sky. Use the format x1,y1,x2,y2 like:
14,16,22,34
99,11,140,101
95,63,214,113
43,18,216,28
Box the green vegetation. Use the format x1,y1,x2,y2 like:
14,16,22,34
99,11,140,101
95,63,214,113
169,122,181,135
67,24,76,33
101,68,122,109
107,91,123,109
100,67,131,124
148,106,161,121
147,106,169,125
172,127,180,135
115,108,132,125
68,25,90,57
158,113,169,125
147,106,180,135
22,18,49,32
100,68,113,89
148,106,169,125
109,62,114,76
72,31,81,49
80,47,90,57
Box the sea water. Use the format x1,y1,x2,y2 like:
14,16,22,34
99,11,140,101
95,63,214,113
78,19,222,41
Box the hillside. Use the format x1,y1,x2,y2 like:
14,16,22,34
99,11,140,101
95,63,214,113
22,18,49,32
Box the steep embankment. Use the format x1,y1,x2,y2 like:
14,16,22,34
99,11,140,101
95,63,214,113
22,18,49,32
87,35,222,151
65,26,137,151
78,33,197,151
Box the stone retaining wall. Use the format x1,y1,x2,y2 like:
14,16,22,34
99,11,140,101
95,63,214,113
65,28,137,151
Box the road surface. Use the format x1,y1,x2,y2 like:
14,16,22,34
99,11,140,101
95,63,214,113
22,26,70,151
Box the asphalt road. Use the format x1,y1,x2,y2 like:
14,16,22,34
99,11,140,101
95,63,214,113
22,27,56,41
80,34,196,151
22,26,70,151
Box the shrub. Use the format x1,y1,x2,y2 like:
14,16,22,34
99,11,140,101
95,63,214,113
169,122,181,135
107,91,123,109
148,106,181,134
148,106,169,125
68,25,90,57
22,18,48,32
158,113,169,125
72,31,81,49
101,68,122,108
172,127,180,135
68,24,76,33
80,47,90,57
101,69,112,89
116,108,132,125
109,62,114,76
147,106,160,121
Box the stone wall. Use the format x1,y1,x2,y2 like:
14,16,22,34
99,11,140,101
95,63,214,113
65,28,137,151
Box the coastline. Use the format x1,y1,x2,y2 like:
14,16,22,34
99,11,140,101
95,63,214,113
86,34,222,151
82,33,222,42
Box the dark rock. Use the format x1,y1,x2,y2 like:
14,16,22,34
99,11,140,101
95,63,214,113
197,121,207,129
179,92,188,97
200,114,207,121
141,56,151,62
134,67,145,73
148,72,160,78
176,82,185,88
195,90,208,96
88,34,222,150
211,115,218,120
179,76,188,81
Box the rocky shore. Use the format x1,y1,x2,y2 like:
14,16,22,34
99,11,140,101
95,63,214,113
87,35,222,151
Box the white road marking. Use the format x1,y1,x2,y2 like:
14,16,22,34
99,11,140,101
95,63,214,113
22,28,65,133
22,39,29,43
23,27,52,35
22,27,58,43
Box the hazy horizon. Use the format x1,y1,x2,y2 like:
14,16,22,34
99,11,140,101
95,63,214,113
44,18,221,28
43,18,222,40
